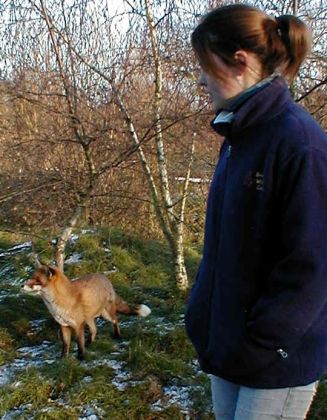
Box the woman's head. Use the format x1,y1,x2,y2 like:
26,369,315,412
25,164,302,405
192,4,311,84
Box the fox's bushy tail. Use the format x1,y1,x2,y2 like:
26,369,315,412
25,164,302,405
115,295,151,317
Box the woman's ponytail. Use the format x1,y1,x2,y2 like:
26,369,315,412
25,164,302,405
192,5,312,82
275,15,312,81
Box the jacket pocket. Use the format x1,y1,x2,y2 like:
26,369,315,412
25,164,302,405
206,330,285,378
185,261,215,355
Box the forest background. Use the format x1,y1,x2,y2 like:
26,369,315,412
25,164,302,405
0,0,326,290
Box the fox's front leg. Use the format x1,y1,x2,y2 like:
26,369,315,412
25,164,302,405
76,324,86,360
86,319,97,346
60,325,72,357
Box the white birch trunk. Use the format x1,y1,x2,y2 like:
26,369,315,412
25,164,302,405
145,0,191,290
174,133,196,290
55,205,84,271
144,0,174,222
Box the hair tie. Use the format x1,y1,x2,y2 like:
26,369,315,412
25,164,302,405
275,17,282,37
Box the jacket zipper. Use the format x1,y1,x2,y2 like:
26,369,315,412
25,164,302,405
215,144,232,259
227,144,232,157
205,143,232,354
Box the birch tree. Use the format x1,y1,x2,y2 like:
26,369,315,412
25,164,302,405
72,0,202,290
108,0,205,290
1,0,148,269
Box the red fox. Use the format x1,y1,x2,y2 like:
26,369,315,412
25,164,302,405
22,265,151,359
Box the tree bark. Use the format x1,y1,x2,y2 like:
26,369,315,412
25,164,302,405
55,204,84,271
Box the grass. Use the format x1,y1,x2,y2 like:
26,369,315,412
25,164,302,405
2,227,324,419
307,380,327,419
0,227,213,419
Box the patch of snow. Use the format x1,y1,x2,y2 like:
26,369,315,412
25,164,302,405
0,341,57,388
28,319,47,333
0,265,13,277
65,253,83,265
17,341,53,358
39,406,56,414
82,358,136,391
103,266,118,275
81,229,96,235
69,234,80,244
1,403,33,419
79,402,105,420
119,318,138,328
143,316,184,336
95,318,106,327
0,289,24,301
0,290,11,303
0,242,32,258
82,376,93,384
0,366,11,387
151,385,195,417
189,359,201,372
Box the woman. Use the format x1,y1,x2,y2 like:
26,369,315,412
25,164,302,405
185,4,327,420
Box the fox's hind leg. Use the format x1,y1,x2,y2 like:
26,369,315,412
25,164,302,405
102,304,121,338
60,325,72,357
86,319,97,345
75,324,86,360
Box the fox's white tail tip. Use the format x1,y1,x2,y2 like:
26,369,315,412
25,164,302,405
138,304,151,317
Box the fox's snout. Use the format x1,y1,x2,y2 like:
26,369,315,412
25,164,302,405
22,279,42,294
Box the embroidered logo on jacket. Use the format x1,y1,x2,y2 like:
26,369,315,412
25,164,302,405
244,172,265,191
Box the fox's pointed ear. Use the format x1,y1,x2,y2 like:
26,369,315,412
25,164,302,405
48,266,58,278
42,265,57,279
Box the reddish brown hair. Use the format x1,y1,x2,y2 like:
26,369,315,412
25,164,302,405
192,4,311,81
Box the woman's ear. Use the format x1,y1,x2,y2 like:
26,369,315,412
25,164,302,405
234,50,248,74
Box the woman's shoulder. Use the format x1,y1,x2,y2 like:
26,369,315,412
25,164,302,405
272,101,327,154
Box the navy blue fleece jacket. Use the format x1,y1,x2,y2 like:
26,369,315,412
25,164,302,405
185,76,327,388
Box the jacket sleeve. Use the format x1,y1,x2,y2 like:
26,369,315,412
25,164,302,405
225,147,327,375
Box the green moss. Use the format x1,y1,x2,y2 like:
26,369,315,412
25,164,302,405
126,334,193,383
0,327,15,364
157,327,195,361
0,369,52,415
0,232,16,249
33,407,78,419
184,245,201,282
87,336,116,354
133,264,169,287
41,358,87,388
109,271,131,287
307,380,327,420
105,228,172,268
188,373,215,419
75,235,101,255
111,245,140,275
0,293,59,349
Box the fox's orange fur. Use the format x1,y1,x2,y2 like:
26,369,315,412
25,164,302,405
22,265,151,359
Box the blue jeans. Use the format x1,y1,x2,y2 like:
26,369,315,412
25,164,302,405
210,375,318,419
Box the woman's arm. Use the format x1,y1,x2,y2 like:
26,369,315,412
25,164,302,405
224,147,327,375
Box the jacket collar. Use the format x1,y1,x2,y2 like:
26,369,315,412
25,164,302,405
211,76,291,139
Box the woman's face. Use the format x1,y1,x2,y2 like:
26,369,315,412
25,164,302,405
198,52,261,112
198,54,243,111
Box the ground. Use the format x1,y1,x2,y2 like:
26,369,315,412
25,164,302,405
0,229,213,419
0,228,326,419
